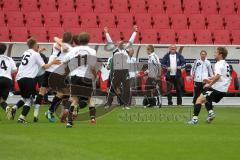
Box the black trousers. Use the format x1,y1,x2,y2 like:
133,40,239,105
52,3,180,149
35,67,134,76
193,82,204,104
167,75,182,105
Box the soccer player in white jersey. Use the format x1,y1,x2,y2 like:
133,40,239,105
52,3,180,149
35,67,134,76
62,32,98,128
188,47,231,124
0,43,17,119
14,38,60,123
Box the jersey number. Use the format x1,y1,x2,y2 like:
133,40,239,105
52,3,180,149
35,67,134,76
226,65,230,77
22,55,30,65
0,60,8,70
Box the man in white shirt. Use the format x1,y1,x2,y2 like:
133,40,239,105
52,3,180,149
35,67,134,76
191,50,214,104
13,38,60,123
188,47,231,124
0,43,17,119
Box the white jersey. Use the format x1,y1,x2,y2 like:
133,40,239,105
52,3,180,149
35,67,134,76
127,56,137,78
212,60,231,92
0,55,17,80
63,45,97,79
191,59,213,83
147,52,161,78
16,49,45,80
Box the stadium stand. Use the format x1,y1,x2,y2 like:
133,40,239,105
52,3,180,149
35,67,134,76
9,27,28,42
21,0,40,13
24,12,43,27
58,0,75,12
147,0,164,13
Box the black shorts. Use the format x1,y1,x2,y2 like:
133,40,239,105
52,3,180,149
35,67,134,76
17,78,35,99
48,72,68,92
202,88,225,103
41,71,51,88
0,77,12,100
70,76,93,97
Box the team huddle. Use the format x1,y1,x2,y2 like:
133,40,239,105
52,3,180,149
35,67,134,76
0,25,231,127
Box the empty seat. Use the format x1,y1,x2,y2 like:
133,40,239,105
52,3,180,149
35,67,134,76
183,0,200,14
5,12,24,27
218,0,236,14
224,15,240,30
0,12,5,26
147,0,164,13
170,14,188,29
24,12,43,27
75,0,93,12
2,0,20,11
94,0,111,13
0,27,9,41
120,29,140,43
61,12,80,28
133,13,152,29
47,27,64,42
64,27,85,35
140,29,158,44
206,15,224,30
200,0,218,15
80,13,98,28
164,0,183,14
158,29,176,44
29,27,48,42
98,13,116,28
231,30,240,44
58,0,75,12
195,30,213,44
85,28,103,43
43,12,61,27
152,14,170,29
10,27,29,42
21,0,39,13
176,30,195,44
188,14,206,30
129,0,147,13
213,30,231,44
104,28,121,42
111,0,129,13
39,0,57,12
116,13,134,29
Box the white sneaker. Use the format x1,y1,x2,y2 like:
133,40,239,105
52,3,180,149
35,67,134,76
187,117,198,124
206,111,215,123
124,107,130,110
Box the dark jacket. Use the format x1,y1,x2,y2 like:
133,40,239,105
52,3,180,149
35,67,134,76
161,52,186,78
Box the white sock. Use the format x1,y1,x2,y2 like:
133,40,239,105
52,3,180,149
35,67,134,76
193,116,198,120
209,110,214,114
34,104,40,118
19,114,25,120
12,105,17,110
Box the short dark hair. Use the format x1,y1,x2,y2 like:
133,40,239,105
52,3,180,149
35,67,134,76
147,45,154,53
73,34,80,45
62,32,73,44
217,47,228,59
0,43,7,55
27,38,37,49
78,32,90,45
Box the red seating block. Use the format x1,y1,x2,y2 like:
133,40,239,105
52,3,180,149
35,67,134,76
94,0,111,13
29,27,48,42
5,12,24,27
116,13,134,29
133,13,152,29
200,0,218,15
2,0,20,11
183,0,200,14
195,30,213,44
21,0,39,13
43,12,61,27
98,13,116,28
188,14,206,30
0,12,5,26
147,0,164,13
61,12,80,28
105,28,121,42
129,0,147,13
152,14,170,29
120,29,140,43
176,30,195,44
206,15,224,30
111,0,129,13
224,15,240,30
80,13,98,28
213,30,231,44
170,14,188,29
39,0,57,12
24,12,43,27
58,0,75,12
47,27,64,42
85,28,103,43
231,30,240,44
218,0,236,14
158,29,176,44
164,0,183,14
0,27,9,41
10,27,29,42
75,0,93,12
140,29,158,44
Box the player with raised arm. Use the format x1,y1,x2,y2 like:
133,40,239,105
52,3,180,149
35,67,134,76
188,47,231,124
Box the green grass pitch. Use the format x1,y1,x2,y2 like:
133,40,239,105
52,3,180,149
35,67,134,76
0,106,240,160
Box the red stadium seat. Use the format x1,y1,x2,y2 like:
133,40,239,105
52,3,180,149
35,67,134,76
120,29,140,43
176,30,195,44
98,13,116,28
188,14,206,30
0,27,9,41
170,14,188,29
47,27,64,42
218,0,236,14
0,12,6,26
39,0,57,12
133,13,152,29
2,0,20,11
5,12,24,27
105,28,121,42
58,0,75,12
94,0,111,13
43,12,61,27
224,15,240,30
9,27,29,42
80,13,98,28
64,27,85,35
152,14,170,29
84,28,103,43
206,15,224,30
183,0,200,14
231,30,240,44
213,30,231,44
195,30,213,44
29,27,48,42
147,0,164,13
111,0,129,13
129,0,147,13
140,29,158,44
21,0,39,13
75,0,94,13
61,12,80,28
158,29,176,44
116,13,134,29
24,12,43,27
164,0,183,14
200,0,218,15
